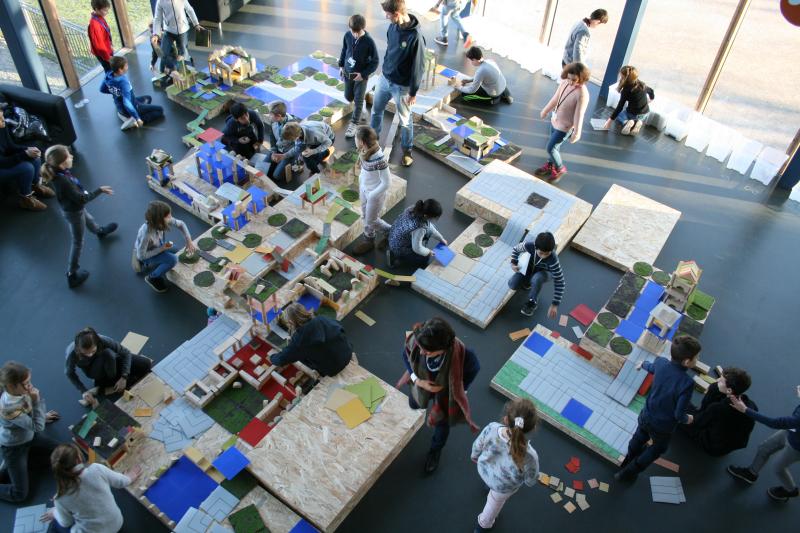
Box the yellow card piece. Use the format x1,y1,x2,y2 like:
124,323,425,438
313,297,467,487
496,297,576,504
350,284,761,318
325,388,358,412
225,245,252,264
355,311,375,326
254,245,273,255
563,501,576,514
538,473,551,486
121,332,149,354
598,482,610,493
206,467,225,483
509,328,531,341
550,492,562,503
336,397,371,429
133,407,153,417
393,275,416,283
374,268,396,280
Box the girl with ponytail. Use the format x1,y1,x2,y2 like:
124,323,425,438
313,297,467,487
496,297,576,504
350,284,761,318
41,443,140,532
471,398,539,531
352,125,392,255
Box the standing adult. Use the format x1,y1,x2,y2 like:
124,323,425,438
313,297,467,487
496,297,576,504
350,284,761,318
433,0,469,47
152,0,202,72
370,0,426,167
0,113,51,211
562,8,609,67
397,317,480,474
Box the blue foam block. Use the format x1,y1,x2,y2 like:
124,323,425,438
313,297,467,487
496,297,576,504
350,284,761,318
450,124,475,139
201,92,216,100
289,519,318,533
439,67,459,78
144,456,217,523
627,306,650,327
616,319,645,343
218,83,232,91
266,307,282,324
212,447,250,480
297,293,321,312
561,399,593,428
635,281,665,312
432,243,455,266
222,54,239,66
523,332,553,357
648,314,682,341
244,85,280,103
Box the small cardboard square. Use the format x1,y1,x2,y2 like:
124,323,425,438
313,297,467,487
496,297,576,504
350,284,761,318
134,407,153,417
550,492,563,503
572,325,584,339
598,482,610,493
121,332,149,354
576,494,590,510
224,245,252,264
588,478,599,489
559,314,569,327
564,487,575,499
325,388,359,411
137,379,169,408
336,397,371,429
563,501,576,513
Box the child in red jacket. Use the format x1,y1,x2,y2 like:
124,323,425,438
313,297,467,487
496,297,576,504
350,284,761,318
88,0,113,72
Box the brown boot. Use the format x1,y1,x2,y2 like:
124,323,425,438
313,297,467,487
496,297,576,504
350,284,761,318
351,236,375,255
18,194,47,211
32,183,55,198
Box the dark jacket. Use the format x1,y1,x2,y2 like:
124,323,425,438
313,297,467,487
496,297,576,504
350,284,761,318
51,169,102,213
222,110,265,160
402,346,480,392
611,83,655,120
338,31,379,77
382,14,426,96
65,335,134,393
684,382,757,456
641,357,694,433
0,127,29,168
270,316,352,377
746,403,800,451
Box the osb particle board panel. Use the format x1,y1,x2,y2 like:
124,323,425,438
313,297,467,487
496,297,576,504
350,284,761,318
224,485,303,533
572,184,681,271
248,361,424,532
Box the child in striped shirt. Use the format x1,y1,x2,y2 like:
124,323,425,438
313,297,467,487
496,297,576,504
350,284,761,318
507,231,565,318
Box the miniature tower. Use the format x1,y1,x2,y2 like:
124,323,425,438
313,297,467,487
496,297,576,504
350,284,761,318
663,261,702,312
146,149,174,186
647,302,682,337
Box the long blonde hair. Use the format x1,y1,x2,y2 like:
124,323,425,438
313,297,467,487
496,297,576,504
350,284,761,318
504,399,538,470
279,303,314,333
40,144,71,183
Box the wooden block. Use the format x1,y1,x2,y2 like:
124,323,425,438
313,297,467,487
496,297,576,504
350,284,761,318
250,354,262,365
654,457,680,473
694,360,711,374
93,436,102,447
134,407,153,417
509,328,531,341
715,365,724,377
355,310,375,326
693,374,711,393
108,438,118,448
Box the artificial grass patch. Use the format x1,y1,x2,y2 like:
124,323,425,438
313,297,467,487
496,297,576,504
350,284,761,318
325,78,339,86
209,258,228,273
281,217,309,238
179,250,200,264
323,57,338,65
211,225,229,239
267,213,287,227
651,270,670,286
483,222,503,237
193,271,215,287
221,469,259,500
291,73,306,81
317,305,337,319
612,283,641,305
242,233,262,248
586,323,613,347
633,261,653,277
334,208,359,226
203,382,265,434
475,234,494,247
313,73,328,81
197,237,216,251
686,303,708,321
341,189,359,202
597,311,620,330
610,336,633,356
633,275,646,291
228,504,268,533
689,289,715,311
319,107,334,117
605,298,632,318
463,243,483,258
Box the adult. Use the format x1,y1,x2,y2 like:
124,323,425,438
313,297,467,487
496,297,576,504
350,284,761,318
0,361,60,502
457,46,512,105
269,303,352,377
397,317,480,474
433,0,469,47
603,65,655,136
562,8,609,67
222,103,265,160
65,327,153,406
386,199,447,269
152,0,202,72
681,367,757,457
370,0,425,167
727,384,800,503
42,443,140,533
508,231,565,318
533,62,590,183
0,113,52,211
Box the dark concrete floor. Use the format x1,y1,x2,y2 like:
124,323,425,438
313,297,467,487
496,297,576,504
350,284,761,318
2,1,799,531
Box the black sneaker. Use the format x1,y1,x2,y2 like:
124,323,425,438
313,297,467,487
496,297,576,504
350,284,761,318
767,486,799,502
613,462,640,483
145,275,168,293
434,36,448,46
97,222,118,240
474,521,490,533
521,300,537,316
67,269,90,288
727,465,757,485
424,448,442,474
501,94,513,104
385,249,395,268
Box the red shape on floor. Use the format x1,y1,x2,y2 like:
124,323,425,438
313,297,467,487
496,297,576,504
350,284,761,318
569,304,597,326
572,480,584,490
550,331,561,339
238,418,271,447
259,376,296,402
565,456,581,473
197,127,223,144
570,343,593,360
638,373,654,395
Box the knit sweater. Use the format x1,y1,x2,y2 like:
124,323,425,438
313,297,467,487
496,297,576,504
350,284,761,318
641,358,694,433
134,218,191,261
53,463,131,533
153,0,198,35
542,80,589,137
51,170,103,213
358,148,390,200
0,391,45,447
563,20,591,64
460,59,507,97
746,404,800,451
471,422,540,493
510,242,565,306
88,14,113,62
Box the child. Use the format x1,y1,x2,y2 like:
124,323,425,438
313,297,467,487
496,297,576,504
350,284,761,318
281,121,335,176
338,14,379,138
471,399,539,531
41,444,140,532
458,46,512,105
101,56,164,131
352,126,391,255
562,8,609,67
433,0,471,47
0,361,60,503
534,62,589,183
88,0,113,72
507,231,565,318
44,145,116,289
221,102,265,160
615,335,702,482
134,200,195,293
152,0,200,73
728,384,800,503
148,22,161,74
603,65,655,135
386,199,447,269
255,100,300,183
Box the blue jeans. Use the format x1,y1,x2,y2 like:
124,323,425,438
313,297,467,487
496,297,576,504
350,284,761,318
0,433,60,502
161,31,189,72
616,109,649,124
408,395,450,451
546,125,572,168
439,2,467,39
508,269,549,305
624,413,673,471
255,151,297,183
370,76,413,152
0,158,41,196
143,249,178,280
63,209,101,274
344,77,368,124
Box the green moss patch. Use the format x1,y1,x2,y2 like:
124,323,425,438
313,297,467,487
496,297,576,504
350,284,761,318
475,234,494,247
313,73,328,81
610,336,633,356
686,303,708,321
483,222,503,237
586,323,613,347
242,233,262,248
322,57,338,65
341,189,359,202
267,213,287,227
606,298,632,318
336,82,345,91
211,225,229,239
334,207,359,226
319,107,334,117
197,237,216,251
689,289,715,311
311,51,325,59
463,243,483,258
179,251,200,264
633,261,653,277
324,78,339,86
280,80,297,88
651,270,670,286
290,73,306,81
193,271,215,287
307,113,323,121
597,312,620,330
480,126,498,137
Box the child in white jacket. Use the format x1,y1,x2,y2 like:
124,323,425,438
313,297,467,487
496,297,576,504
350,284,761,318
352,126,391,255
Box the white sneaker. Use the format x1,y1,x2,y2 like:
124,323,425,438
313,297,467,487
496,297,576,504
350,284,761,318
117,112,127,122
631,120,644,135
121,116,138,131
621,120,635,135
345,122,358,139
434,36,448,46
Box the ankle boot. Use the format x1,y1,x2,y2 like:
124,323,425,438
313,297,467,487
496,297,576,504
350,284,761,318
352,236,375,255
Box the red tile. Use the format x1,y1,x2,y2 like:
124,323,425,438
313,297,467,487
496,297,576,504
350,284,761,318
569,304,597,326
238,418,271,447
638,373,654,395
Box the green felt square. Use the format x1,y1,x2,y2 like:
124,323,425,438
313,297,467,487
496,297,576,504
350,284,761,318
281,217,310,239
221,469,260,500
688,289,715,311
334,207,359,226
228,504,268,533
200,99,223,110
246,281,279,302
586,323,613,347
203,383,265,434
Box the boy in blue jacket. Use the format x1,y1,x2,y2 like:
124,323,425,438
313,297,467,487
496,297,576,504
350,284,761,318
615,335,701,482
728,384,800,503
101,56,164,131
338,14,379,139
